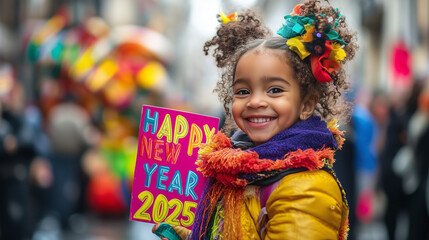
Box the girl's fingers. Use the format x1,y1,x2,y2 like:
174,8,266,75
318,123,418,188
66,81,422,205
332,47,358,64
152,223,161,233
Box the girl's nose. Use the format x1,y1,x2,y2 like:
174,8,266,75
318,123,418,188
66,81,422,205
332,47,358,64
246,93,268,108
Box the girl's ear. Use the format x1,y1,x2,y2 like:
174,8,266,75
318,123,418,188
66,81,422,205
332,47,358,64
299,94,318,121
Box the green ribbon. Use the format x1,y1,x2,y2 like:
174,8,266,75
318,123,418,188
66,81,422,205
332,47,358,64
326,30,348,45
277,14,315,38
277,13,348,46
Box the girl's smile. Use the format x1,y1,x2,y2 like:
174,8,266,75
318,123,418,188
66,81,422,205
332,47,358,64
246,117,276,124
232,48,315,145
245,116,276,128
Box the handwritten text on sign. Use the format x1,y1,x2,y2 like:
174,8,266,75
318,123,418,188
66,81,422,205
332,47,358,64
129,105,219,228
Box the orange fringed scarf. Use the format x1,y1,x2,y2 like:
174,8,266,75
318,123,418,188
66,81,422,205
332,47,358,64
190,118,348,240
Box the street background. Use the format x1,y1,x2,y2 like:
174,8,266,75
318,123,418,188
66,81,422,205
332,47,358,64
0,0,428,239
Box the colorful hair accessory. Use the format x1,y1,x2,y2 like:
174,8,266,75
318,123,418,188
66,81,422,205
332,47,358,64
218,11,238,24
291,4,303,16
277,4,347,83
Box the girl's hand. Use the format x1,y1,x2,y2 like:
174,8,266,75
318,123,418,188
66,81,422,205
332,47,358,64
152,223,170,240
152,222,189,240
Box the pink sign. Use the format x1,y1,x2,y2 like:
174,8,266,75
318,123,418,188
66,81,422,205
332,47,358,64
129,105,219,229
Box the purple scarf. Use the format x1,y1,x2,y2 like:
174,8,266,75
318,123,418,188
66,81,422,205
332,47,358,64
233,116,337,160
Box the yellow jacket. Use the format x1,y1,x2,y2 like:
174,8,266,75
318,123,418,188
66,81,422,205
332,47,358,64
242,170,348,240
170,169,348,240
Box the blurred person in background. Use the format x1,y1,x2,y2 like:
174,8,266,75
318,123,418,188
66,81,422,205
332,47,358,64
335,88,390,240
417,79,429,239
369,91,390,156
46,95,93,231
0,82,53,240
352,88,379,226
378,79,425,240
391,78,429,240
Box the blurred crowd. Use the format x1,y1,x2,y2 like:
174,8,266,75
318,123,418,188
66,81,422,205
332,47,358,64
334,79,429,240
0,1,173,239
0,0,429,240
0,76,148,239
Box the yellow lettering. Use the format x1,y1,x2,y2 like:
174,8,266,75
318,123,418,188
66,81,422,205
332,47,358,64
156,114,173,142
187,124,202,156
173,115,189,144
203,124,216,145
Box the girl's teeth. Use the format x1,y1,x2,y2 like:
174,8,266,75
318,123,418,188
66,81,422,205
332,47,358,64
249,118,272,123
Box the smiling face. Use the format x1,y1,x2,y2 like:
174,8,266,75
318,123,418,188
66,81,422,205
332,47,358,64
232,48,313,145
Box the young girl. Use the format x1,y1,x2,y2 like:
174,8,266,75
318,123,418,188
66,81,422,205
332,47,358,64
153,0,358,239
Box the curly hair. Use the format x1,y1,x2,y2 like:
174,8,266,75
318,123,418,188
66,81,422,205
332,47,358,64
204,0,358,123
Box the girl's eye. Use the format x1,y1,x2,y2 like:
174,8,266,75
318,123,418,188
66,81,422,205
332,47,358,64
268,87,284,94
235,89,250,95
